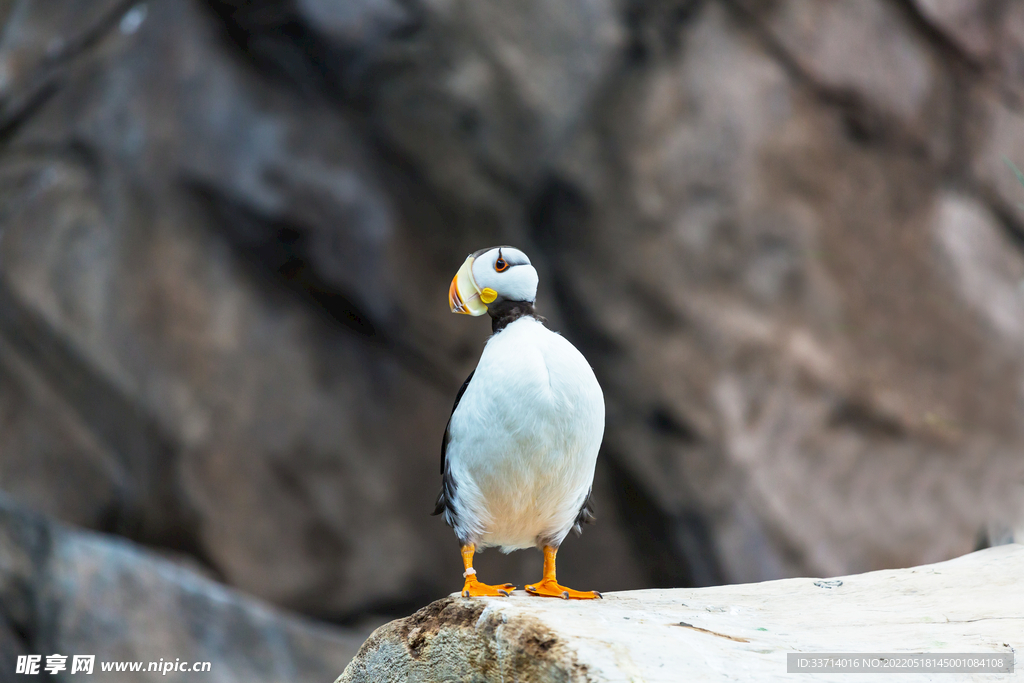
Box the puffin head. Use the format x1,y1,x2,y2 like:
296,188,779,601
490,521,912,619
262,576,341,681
449,246,538,316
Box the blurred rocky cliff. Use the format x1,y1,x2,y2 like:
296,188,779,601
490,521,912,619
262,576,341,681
1,0,1023,677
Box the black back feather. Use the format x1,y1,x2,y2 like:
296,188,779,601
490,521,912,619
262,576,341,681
432,371,474,529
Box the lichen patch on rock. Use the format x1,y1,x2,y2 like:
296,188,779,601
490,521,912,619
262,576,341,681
339,596,594,683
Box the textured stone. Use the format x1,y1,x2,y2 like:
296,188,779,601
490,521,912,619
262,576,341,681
0,329,124,533
545,1,1024,583
1000,2,1024,100
0,0,644,617
933,192,1024,344
0,496,365,683
362,0,623,207
912,0,995,62
972,89,1024,225
752,0,944,129
339,544,1024,683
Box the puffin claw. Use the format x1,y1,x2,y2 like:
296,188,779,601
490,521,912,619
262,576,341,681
560,591,569,600
594,591,603,599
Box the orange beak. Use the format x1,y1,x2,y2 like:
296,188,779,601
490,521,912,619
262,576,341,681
448,256,489,316
449,275,469,314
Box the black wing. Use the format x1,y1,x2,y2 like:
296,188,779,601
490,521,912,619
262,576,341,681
572,488,595,535
431,371,474,524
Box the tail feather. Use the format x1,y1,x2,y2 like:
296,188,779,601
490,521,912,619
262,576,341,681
572,489,595,535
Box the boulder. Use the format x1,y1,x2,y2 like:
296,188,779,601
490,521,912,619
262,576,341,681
0,496,366,682
338,543,1023,682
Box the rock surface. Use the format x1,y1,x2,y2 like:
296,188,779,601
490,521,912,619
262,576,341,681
0,0,644,619
0,496,366,682
339,543,1024,683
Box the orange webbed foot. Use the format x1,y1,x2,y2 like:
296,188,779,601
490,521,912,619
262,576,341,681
525,545,602,600
525,578,602,600
461,577,516,598
458,544,514,597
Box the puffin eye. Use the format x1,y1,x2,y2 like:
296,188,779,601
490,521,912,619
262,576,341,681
494,257,509,272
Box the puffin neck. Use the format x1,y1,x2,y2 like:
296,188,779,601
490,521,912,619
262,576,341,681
488,300,543,333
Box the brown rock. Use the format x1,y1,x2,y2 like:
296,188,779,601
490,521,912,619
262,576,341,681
361,0,623,208
544,1,1024,580
999,1,1024,101
912,0,995,62
741,0,951,157
0,0,644,617
971,88,1024,225
0,320,124,532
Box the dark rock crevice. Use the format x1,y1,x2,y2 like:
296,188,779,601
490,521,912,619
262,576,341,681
976,185,1024,258
622,0,708,67
187,180,458,391
202,0,345,102
0,1,139,144
892,0,991,72
0,79,61,148
202,0,427,106
0,280,206,561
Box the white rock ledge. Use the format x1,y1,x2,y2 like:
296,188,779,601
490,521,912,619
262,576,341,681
337,544,1023,682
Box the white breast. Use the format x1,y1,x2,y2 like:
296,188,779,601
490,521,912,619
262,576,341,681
446,317,605,551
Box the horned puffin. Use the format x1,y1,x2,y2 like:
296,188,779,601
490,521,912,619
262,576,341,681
433,246,604,600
